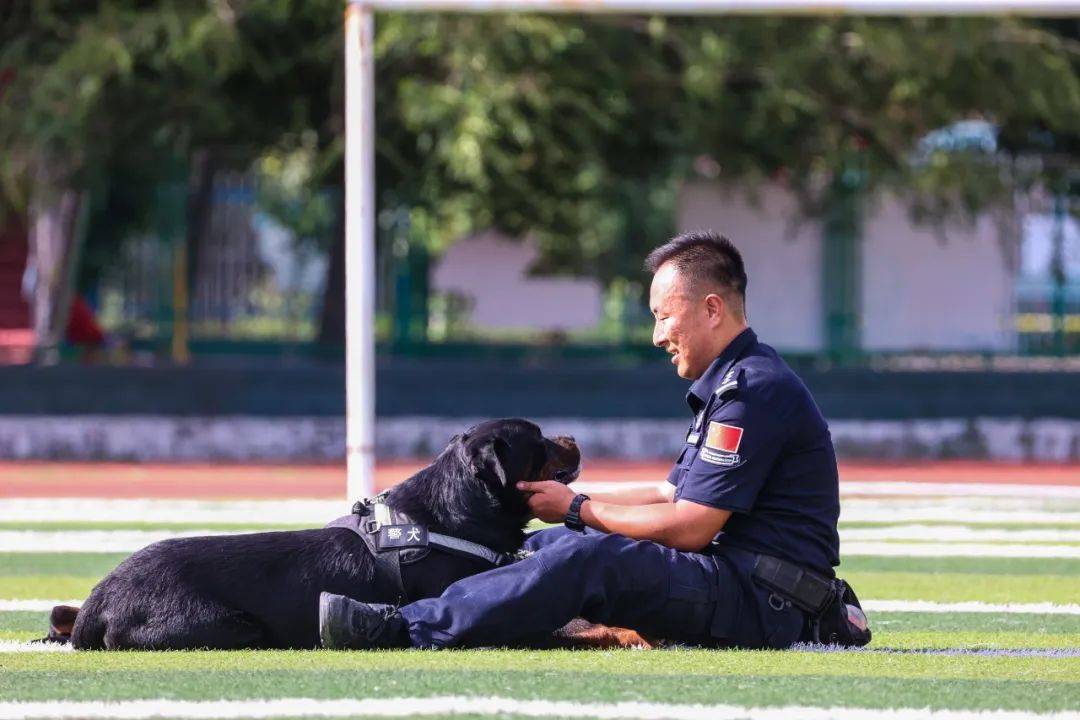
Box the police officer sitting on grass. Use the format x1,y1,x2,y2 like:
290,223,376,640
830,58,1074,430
320,230,870,650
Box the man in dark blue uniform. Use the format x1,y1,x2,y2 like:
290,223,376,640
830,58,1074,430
320,231,853,650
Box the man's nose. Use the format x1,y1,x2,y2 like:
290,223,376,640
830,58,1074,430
653,322,666,348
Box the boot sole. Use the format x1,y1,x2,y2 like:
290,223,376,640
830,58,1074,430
318,591,347,649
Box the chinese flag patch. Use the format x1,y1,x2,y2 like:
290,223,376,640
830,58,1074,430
705,422,743,453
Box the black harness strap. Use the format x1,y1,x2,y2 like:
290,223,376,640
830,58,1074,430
326,495,514,604
325,508,408,603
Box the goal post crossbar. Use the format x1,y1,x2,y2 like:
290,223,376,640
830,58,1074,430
350,0,1080,14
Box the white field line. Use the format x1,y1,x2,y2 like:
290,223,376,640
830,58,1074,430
841,497,1080,523
5,531,1080,556
842,542,1080,558
0,499,348,525
3,496,1080,527
0,599,83,611
839,482,1080,499
862,600,1080,615
0,640,71,653
0,698,1076,720
5,501,1080,527
839,526,1080,542
840,510,1080,525
7,598,1080,616
841,510,1080,524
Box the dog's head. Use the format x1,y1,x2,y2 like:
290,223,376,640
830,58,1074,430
457,417,580,493
390,419,581,549
455,418,581,528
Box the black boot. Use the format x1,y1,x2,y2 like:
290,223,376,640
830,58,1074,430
319,592,410,649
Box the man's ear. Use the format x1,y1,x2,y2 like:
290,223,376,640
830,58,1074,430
471,437,509,488
704,293,726,323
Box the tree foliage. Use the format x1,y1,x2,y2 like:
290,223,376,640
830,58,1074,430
2,2,1078,288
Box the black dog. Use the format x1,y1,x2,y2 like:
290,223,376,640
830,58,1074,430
58,419,580,650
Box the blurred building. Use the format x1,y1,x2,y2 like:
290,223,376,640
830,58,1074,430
679,181,1074,354
431,230,603,334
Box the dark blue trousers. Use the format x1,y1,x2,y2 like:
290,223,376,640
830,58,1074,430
397,527,806,649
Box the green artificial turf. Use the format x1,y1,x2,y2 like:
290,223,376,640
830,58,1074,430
4,551,1076,579
2,520,1078,715
0,553,127,576
0,650,1077,711
841,572,1080,603
0,577,101,600
3,553,1078,608
6,645,1078,679
837,555,1080,575
871,611,1080,633
5,610,1080,649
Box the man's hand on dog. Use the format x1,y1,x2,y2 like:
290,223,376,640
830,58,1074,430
517,480,578,523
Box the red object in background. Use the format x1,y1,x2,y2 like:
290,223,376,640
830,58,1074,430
66,294,104,346
0,216,33,364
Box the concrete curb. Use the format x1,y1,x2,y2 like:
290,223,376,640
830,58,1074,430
0,415,1076,462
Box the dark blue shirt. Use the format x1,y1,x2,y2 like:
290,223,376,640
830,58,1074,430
666,328,840,574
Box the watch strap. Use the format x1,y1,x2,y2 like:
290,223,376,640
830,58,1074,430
564,493,591,532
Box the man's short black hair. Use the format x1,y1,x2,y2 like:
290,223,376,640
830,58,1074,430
645,230,747,312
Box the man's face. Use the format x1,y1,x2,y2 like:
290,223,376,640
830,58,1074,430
650,263,718,380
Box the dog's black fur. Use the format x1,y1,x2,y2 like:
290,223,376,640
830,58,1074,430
65,419,579,650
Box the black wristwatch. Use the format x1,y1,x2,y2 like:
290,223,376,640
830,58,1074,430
564,493,591,532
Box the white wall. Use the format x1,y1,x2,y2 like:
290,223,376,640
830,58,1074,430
431,230,603,332
678,182,825,352
860,196,1015,351
678,182,1018,352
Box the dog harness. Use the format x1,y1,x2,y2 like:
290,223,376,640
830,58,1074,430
326,494,516,603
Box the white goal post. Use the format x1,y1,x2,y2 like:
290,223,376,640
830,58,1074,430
343,0,1080,502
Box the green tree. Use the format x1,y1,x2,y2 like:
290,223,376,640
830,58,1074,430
2,4,1077,349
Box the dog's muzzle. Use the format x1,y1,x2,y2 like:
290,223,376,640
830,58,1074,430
553,467,581,483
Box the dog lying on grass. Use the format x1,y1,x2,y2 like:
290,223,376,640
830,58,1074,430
48,419,581,650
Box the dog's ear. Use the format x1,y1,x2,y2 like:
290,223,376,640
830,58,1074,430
470,437,510,488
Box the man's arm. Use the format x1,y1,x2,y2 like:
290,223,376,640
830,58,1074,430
518,480,727,552
581,498,729,552
576,481,675,506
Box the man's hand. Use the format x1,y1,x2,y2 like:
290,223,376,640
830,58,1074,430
517,480,577,523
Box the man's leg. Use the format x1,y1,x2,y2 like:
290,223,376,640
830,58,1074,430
522,525,604,552
395,531,725,648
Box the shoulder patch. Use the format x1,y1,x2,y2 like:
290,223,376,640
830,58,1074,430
705,421,743,453
714,367,742,400
701,421,744,466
